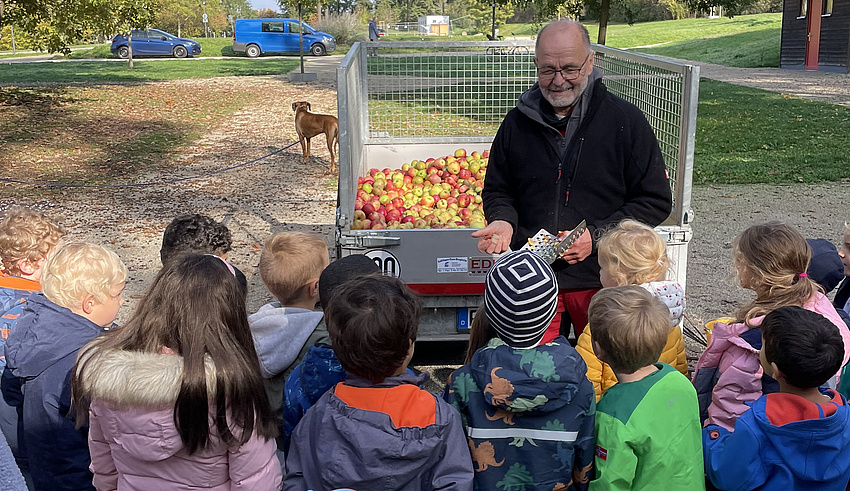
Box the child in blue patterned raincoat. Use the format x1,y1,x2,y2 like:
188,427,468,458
444,250,596,490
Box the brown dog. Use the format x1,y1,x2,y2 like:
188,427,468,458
292,101,339,174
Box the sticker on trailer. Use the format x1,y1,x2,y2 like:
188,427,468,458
364,250,402,277
468,256,497,275
437,257,468,274
457,307,479,331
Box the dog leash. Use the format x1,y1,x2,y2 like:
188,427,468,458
0,140,303,189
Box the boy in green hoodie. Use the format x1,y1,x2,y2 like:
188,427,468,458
588,286,703,491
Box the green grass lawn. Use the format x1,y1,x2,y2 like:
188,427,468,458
368,77,850,184
505,14,782,67
695,79,850,184
0,58,300,84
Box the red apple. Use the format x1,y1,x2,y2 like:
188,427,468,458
428,174,441,185
459,169,472,180
401,215,415,225
362,203,377,216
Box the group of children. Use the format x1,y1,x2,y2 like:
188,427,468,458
1,205,849,491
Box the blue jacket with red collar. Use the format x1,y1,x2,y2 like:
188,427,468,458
704,389,850,491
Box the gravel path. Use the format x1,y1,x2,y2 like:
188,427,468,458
694,61,850,107
2,55,849,374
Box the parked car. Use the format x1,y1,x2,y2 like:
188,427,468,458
110,29,202,58
232,18,336,57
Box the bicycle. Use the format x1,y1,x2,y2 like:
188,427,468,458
484,44,531,63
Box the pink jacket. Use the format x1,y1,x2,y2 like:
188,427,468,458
81,348,282,491
693,292,850,432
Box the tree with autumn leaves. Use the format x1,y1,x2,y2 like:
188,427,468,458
0,0,157,53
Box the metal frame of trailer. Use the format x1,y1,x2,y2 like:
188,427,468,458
335,40,700,340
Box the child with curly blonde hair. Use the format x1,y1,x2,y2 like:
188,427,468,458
576,219,687,401
0,207,65,465
2,242,126,491
692,222,850,431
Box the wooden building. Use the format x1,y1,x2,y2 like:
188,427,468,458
781,0,849,71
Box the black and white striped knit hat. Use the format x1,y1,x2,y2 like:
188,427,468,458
484,250,559,348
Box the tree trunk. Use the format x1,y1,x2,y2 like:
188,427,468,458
128,33,134,69
598,0,610,45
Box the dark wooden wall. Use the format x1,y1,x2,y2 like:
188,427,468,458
781,0,850,71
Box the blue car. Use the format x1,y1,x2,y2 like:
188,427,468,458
110,29,202,58
233,18,336,57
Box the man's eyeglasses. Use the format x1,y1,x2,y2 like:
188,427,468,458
537,52,591,81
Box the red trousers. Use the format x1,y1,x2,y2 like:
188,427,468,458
541,288,601,344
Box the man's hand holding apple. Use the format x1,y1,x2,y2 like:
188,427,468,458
560,228,592,265
471,220,513,254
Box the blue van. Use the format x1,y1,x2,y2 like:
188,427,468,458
233,18,336,57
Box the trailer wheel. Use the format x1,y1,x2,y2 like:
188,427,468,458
246,44,261,58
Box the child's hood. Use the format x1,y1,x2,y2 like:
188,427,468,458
85,349,223,463
750,391,850,482
640,280,685,326
5,292,105,379
469,337,588,413
248,302,324,378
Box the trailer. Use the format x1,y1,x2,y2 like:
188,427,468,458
336,40,700,341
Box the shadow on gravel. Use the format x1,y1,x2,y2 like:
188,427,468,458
1,87,189,188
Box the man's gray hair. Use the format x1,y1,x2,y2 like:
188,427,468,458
535,20,592,57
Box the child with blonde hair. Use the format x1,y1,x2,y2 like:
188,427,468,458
0,207,65,465
588,286,703,490
0,207,65,355
249,232,330,436
2,242,126,491
576,219,687,401
693,221,850,431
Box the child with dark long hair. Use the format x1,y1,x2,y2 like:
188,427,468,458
72,254,281,490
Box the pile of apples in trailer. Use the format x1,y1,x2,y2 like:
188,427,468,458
352,148,489,230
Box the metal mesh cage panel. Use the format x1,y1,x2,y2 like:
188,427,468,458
344,41,698,225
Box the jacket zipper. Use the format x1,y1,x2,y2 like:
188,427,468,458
552,79,602,235
565,138,584,205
